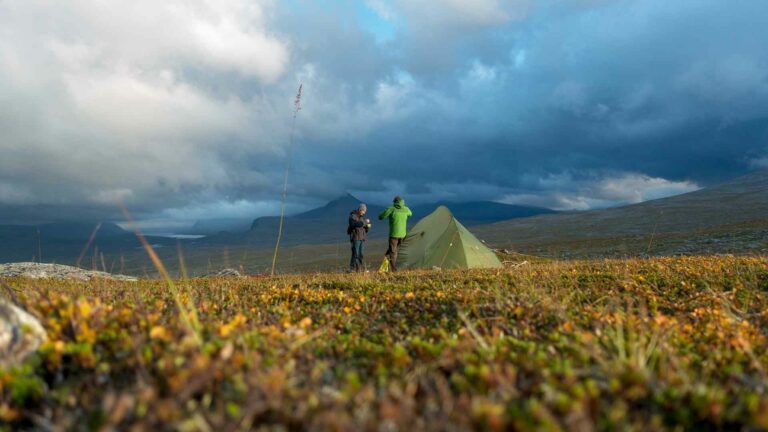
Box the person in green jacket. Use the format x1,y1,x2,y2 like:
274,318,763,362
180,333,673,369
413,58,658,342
378,195,412,272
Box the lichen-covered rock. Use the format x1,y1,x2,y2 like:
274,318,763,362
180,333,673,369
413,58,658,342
0,262,137,281
0,299,47,368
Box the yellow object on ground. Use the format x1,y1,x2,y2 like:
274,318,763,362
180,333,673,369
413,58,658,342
378,257,390,273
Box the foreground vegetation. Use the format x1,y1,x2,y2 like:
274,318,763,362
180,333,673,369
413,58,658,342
1,256,768,430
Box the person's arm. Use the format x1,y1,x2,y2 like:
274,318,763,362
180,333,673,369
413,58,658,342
349,215,365,228
405,207,412,217
378,207,393,220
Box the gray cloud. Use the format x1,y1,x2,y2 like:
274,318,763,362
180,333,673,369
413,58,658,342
1,0,767,225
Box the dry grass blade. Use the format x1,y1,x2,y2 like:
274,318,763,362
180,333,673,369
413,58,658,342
119,203,202,345
457,310,490,350
75,222,102,268
177,241,189,280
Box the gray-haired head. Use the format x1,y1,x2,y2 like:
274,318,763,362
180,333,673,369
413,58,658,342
358,203,367,212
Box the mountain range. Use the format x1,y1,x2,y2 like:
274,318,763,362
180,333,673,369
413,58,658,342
0,196,555,265
200,194,555,247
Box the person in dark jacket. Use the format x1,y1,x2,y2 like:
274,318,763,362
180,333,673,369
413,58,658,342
348,203,371,272
378,196,412,272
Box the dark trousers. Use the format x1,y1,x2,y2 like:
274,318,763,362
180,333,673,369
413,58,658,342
350,240,364,271
386,237,403,272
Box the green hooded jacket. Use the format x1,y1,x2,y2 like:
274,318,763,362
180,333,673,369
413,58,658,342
378,198,413,239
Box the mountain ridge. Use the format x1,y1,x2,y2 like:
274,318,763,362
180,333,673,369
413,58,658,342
475,169,768,256
200,194,555,248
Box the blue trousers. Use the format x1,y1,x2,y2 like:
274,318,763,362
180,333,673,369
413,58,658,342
350,240,364,271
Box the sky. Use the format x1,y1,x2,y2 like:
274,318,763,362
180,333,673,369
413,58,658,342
1,0,767,226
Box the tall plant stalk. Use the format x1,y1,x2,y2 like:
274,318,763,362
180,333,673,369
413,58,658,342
271,84,303,276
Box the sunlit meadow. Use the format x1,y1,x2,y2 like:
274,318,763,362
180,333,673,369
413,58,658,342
1,256,767,430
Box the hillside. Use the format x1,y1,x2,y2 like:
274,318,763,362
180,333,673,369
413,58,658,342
0,222,127,241
477,170,768,257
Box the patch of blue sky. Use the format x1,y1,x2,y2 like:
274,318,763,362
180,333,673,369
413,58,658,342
280,0,396,43
357,1,397,44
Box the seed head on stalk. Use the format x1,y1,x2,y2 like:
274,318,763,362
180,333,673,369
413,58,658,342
294,84,303,114
271,84,303,277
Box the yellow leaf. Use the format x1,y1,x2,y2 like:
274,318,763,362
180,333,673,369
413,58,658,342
78,300,92,318
150,326,169,341
219,324,233,337
78,323,97,344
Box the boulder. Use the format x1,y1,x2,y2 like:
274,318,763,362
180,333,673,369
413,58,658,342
0,298,47,368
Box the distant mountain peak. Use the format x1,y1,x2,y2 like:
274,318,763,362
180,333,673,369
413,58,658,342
293,193,373,220
328,193,362,204
315,193,370,210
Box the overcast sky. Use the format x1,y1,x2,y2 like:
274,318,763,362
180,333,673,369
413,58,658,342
1,0,767,225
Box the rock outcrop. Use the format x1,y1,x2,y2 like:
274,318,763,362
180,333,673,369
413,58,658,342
0,262,137,281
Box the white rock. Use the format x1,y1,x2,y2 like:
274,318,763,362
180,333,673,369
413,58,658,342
0,298,47,368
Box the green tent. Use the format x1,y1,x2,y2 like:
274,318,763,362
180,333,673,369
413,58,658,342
397,206,503,270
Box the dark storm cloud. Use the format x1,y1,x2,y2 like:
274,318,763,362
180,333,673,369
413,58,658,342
0,0,767,224
280,0,768,207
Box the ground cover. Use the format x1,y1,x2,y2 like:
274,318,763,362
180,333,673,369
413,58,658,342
1,256,767,430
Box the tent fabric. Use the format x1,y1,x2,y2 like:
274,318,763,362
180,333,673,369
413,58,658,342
396,206,503,270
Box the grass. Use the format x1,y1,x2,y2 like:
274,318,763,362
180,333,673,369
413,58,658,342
1,256,768,430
